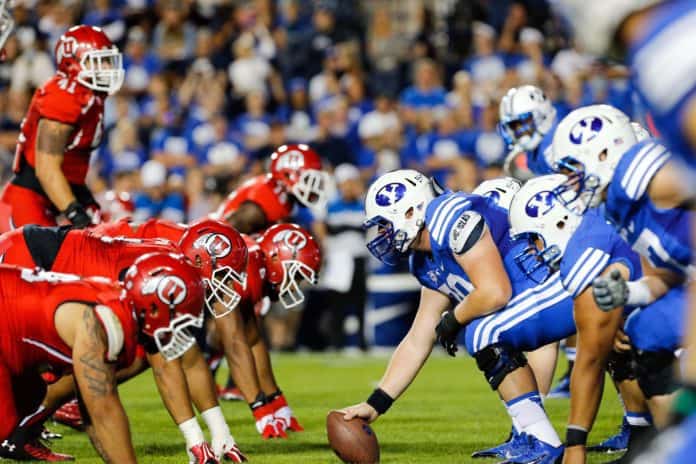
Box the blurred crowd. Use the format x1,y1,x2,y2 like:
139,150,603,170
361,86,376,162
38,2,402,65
0,0,641,349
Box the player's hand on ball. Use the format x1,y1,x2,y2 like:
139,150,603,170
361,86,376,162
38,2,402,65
592,269,628,311
252,402,288,439
340,402,379,424
270,393,304,432
435,311,463,356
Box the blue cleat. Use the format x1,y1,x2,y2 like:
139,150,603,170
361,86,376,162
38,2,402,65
472,428,515,458
546,374,570,399
587,418,629,453
499,434,563,464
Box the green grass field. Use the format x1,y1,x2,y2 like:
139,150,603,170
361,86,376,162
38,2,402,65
39,353,622,463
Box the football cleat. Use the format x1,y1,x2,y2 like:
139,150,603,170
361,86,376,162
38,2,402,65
23,439,74,461
189,443,219,464
52,400,84,431
218,386,244,402
40,428,62,441
498,434,563,464
221,443,247,463
546,374,571,399
472,428,515,458
587,417,629,453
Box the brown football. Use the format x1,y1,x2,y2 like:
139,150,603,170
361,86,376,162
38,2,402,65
326,410,380,463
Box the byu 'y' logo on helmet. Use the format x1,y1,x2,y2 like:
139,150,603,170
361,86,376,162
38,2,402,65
525,191,554,217
375,182,406,207
569,116,603,145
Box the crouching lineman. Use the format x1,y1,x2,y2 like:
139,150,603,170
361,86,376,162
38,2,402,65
0,221,248,462
92,217,289,439
509,175,648,464
0,253,204,462
340,170,570,464
207,223,322,435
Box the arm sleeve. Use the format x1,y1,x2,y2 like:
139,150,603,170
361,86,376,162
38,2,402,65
448,211,487,255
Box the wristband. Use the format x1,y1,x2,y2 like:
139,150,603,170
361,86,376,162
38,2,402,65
626,280,653,306
63,201,90,228
565,425,588,447
267,390,283,402
366,388,394,415
249,392,267,410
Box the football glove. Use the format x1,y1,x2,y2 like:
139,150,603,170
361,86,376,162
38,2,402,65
270,393,304,432
435,311,463,356
251,401,287,439
63,201,91,229
592,269,628,312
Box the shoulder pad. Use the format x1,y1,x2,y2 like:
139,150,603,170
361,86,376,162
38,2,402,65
93,304,125,362
449,211,487,255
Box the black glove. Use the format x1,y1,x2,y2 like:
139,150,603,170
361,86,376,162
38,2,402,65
63,201,91,229
435,311,464,357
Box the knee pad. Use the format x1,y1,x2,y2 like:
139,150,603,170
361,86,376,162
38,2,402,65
474,343,528,390
636,350,678,398
607,350,638,383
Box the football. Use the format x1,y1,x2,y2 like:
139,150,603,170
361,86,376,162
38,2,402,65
326,410,380,463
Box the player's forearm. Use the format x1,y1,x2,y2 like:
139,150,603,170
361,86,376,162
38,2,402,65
85,394,137,463
380,332,434,400
568,348,605,433
226,336,263,402
149,354,196,425
252,338,280,395
453,287,508,326
35,157,76,211
180,346,218,413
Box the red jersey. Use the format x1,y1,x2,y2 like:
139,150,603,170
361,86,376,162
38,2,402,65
215,175,294,228
0,225,176,279
0,265,137,378
240,234,266,312
92,217,186,243
13,75,105,186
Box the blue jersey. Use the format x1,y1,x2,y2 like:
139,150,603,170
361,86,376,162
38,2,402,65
526,124,556,175
560,210,642,299
410,192,526,303
606,139,693,277
629,0,696,167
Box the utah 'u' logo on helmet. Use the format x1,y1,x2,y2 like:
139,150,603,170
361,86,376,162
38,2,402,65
376,183,406,207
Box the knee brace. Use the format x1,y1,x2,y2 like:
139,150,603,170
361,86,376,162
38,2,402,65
636,350,678,398
607,350,638,383
474,343,528,390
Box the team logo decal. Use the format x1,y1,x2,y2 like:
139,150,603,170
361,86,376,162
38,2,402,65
525,191,555,217
56,36,78,63
482,190,501,204
195,233,232,259
375,183,406,207
275,150,305,171
156,276,188,307
569,116,603,145
273,229,307,254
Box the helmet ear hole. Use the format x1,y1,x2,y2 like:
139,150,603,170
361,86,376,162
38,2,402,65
556,220,565,230
405,207,414,219
598,149,608,161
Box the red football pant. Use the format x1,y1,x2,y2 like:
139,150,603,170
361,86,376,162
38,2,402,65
0,184,56,233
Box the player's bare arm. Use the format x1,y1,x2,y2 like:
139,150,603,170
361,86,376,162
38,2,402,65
34,118,76,212
564,263,628,464
67,305,137,463
342,287,451,423
648,158,696,210
180,345,219,412
148,351,197,425
226,201,267,234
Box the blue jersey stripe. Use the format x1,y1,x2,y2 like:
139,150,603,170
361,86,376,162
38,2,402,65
562,248,595,288
623,143,668,199
633,150,670,200
565,249,609,297
621,143,661,197
572,254,610,298
432,200,470,244
430,196,465,242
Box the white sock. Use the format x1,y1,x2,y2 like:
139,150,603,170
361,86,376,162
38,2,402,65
564,346,577,362
178,417,205,449
507,392,562,447
201,406,234,456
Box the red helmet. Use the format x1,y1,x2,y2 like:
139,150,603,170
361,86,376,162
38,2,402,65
100,190,135,222
177,218,248,318
269,144,330,210
55,25,124,94
123,253,206,361
258,223,322,309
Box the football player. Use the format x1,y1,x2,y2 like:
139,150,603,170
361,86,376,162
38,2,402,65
0,25,123,232
498,85,557,178
0,222,248,462
341,170,569,464
207,224,322,435
509,175,648,464
92,217,288,440
550,105,690,425
0,253,204,462
214,144,330,234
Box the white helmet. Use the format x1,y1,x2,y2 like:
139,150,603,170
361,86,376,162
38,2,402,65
551,104,636,207
552,0,661,57
0,0,14,53
364,169,436,265
499,85,557,151
631,121,650,142
473,177,522,211
509,174,584,278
